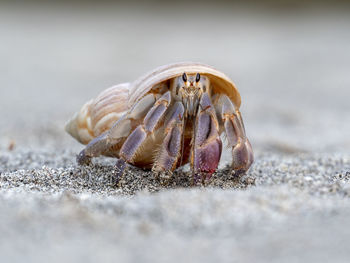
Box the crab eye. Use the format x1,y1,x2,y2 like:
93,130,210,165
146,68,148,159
195,73,200,82
182,72,187,82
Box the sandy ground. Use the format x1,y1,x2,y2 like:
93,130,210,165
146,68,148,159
1,2,350,263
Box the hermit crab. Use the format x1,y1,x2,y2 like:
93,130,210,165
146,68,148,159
65,62,253,181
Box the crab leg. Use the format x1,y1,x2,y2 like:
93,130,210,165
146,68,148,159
215,94,253,174
77,93,157,165
152,101,185,176
191,93,222,182
116,91,171,175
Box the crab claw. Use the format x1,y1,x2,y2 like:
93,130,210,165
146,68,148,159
231,138,254,175
194,136,222,181
216,94,254,175
192,93,222,182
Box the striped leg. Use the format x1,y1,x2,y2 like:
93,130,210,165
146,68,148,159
116,91,172,177
192,93,222,183
215,94,253,175
76,93,157,165
152,101,185,179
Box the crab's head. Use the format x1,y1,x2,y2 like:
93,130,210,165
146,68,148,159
171,72,210,116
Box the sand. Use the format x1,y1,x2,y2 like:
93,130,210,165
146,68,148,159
1,2,350,263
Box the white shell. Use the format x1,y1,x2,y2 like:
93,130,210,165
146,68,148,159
65,83,129,144
129,62,241,108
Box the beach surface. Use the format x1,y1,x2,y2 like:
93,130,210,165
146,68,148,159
1,3,350,262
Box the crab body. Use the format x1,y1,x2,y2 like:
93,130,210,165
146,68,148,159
65,62,253,181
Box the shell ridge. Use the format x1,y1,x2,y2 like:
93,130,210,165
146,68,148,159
128,62,241,109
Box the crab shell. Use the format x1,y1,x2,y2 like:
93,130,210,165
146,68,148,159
65,62,241,148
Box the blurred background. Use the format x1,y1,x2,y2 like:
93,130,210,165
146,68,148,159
1,2,350,262
1,0,349,153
